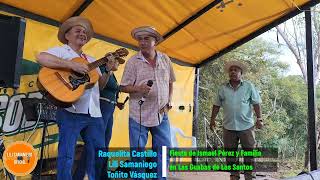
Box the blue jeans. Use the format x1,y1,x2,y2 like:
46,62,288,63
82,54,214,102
129,115,171,180
75,100,115,179
56,109,105,180
100,100,115,148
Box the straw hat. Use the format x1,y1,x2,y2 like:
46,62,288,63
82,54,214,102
131,26,163,44
224,61,248,73
58,16,94,44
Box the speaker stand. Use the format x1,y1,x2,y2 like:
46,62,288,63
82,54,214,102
35,120,49,180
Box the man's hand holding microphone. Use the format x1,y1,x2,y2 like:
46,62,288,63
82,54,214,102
136,84,152,94
138,80,153,105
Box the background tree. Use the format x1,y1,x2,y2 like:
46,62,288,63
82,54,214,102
275,5,320,169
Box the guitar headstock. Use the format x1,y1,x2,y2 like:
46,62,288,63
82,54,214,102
115,48,129,57
104,48,129,64
106,48,129,59
93,48,129,69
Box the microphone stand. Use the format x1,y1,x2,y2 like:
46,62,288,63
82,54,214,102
138,100,143,149
136,80,153,151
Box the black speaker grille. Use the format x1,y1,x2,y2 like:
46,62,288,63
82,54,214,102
0,14,26,88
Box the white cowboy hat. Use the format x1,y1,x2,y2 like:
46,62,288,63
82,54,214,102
58,16,94,44
224,60,248,73
131,26,163,44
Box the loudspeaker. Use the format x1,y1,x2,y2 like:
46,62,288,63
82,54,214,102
0,14,26,88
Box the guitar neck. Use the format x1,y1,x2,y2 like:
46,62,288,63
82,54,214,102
87,50,125,71
88,57,108,71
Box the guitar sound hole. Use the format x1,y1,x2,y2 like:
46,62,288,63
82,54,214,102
72,71,85,78
69,72,90,90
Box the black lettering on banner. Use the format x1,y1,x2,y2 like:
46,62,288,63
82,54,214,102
2,94,26,133
1,92,44,135
0,94,9,131
28,81,34,87
0,88,7,94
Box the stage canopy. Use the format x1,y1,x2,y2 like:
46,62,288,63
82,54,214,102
1,0,319,66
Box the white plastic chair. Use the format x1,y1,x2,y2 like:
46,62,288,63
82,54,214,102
170,125,197,148
169,125,197,176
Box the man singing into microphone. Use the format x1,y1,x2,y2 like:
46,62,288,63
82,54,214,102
120,26,175,179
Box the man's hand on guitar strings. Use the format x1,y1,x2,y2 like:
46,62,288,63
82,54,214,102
105,58,116,72
68,61,89,74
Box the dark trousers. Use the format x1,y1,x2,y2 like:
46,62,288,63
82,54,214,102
223,126,256,180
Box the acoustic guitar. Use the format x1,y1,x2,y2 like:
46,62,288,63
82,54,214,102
37,48,129,107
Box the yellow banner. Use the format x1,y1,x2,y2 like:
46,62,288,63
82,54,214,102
0,13,195,178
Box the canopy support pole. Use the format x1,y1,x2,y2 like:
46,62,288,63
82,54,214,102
305,8,317,171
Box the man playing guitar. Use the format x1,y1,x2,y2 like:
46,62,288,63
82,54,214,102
36,16,106,180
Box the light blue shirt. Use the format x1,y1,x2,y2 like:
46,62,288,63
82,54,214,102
214,80,261,131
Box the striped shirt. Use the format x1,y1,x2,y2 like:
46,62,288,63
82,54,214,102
120,51,176,127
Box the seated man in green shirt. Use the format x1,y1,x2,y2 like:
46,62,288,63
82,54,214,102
210,60,263,180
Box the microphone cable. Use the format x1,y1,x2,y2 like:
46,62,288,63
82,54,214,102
138,103,142,150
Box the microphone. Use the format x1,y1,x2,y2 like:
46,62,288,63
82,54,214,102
138,80,153,105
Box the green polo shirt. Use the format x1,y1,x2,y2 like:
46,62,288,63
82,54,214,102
99,66,119,102
214,80,261,131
